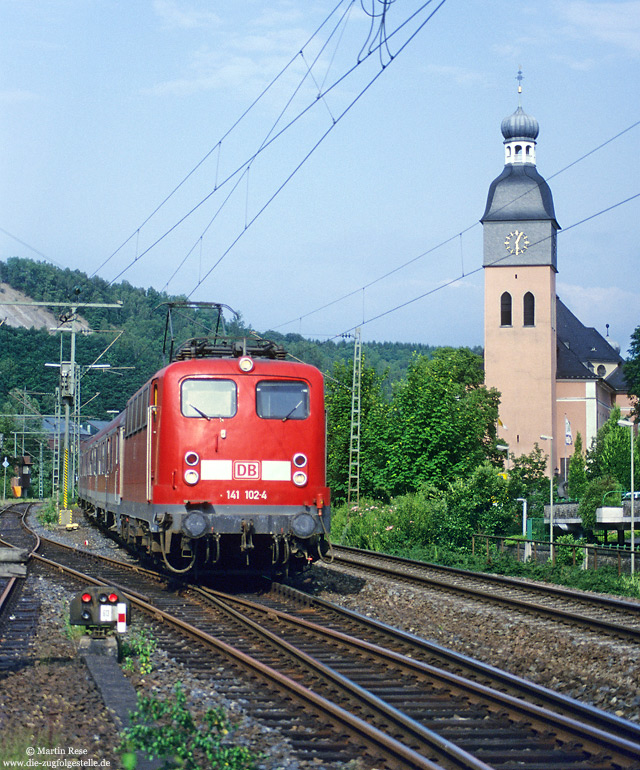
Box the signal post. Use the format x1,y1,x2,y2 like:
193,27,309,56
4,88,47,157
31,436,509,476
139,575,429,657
1,297,122,525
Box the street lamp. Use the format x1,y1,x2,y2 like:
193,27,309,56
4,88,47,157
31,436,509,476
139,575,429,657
540,434,554,560
618,419,635,574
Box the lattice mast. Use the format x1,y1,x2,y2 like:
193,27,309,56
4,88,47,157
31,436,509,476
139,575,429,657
347,327,362,506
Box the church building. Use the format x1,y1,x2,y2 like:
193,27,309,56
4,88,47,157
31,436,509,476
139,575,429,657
481,81,633,475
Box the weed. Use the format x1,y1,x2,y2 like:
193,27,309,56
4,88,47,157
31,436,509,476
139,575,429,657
120,682,259,770
121,627,157,675
36,499,58,528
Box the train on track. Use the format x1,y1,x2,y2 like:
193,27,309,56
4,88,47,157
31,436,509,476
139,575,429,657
77,329,331,576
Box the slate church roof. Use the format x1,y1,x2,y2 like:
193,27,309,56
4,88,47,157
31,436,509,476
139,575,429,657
481,164,558,224
556,298,627,390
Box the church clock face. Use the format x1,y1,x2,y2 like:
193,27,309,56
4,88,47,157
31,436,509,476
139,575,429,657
504,229,530,255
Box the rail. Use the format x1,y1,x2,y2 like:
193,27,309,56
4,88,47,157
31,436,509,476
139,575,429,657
472,533,640,575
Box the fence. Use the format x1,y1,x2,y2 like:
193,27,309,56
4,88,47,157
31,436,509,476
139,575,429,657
472,533,639,576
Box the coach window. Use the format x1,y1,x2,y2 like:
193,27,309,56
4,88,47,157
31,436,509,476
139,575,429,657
181,379,237,418
256,381,309,420
141,385,150,428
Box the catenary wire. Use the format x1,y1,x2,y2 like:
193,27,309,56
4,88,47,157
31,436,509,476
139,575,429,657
89,0,351,280
273,117,640,332
0,227,65,268
106,0,447,290
104,1,365,287
185,0,447,298
160,4,358,293
328,190,640,341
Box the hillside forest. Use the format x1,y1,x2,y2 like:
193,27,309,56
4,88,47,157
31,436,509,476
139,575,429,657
0,256,445,418
1,257,639,558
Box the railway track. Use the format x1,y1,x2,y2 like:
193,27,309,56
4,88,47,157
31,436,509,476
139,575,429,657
250,581,640,748
2,506,640,768
332,544,640,641
0,503,40,674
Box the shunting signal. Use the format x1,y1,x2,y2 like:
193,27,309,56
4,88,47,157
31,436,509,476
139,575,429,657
69,586,130,632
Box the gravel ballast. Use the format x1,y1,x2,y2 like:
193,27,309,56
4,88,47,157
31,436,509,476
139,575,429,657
1,509,638,769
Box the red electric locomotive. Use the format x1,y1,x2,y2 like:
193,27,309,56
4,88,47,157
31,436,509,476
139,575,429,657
77,336,331,575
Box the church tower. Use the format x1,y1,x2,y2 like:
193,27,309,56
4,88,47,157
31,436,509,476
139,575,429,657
482,76,560,469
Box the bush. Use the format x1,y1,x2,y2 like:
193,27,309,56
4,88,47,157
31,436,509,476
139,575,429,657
554,534,586,567
578,475,621,532
121,683,258,770
332,471,517,554
36,499,58,528
121,628,157,675
332,499,409,552
332,491,458,553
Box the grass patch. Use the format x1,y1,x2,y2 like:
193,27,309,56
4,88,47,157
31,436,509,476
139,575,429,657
0,727,63,762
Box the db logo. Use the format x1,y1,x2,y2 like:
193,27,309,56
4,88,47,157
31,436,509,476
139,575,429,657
234,461,260,480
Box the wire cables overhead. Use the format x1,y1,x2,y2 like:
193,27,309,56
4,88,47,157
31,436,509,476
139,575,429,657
327,190,640,342
89,0,352,282
271,117,640,339
94,1,448,296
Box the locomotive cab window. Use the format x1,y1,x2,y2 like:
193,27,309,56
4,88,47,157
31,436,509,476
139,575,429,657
181,379,237,419
256,381,309,420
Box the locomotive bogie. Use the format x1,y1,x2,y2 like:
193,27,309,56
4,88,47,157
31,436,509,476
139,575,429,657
78,354,331,575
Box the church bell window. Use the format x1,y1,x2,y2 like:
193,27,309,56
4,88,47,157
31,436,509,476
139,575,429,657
500,292,512,326
523,292,535,326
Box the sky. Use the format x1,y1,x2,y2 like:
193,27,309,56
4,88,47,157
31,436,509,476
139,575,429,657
1,0,639,355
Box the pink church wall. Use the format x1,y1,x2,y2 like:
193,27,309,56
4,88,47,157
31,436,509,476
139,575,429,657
484,265,557,469
556,380,590,476
617,392,636,421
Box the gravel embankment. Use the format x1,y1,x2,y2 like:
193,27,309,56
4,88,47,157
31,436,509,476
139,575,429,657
2,509,638,769
300,562,640,722
2,514,366,769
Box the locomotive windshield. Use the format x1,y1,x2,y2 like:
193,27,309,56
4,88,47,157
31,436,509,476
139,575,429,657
181,378,237,418
256,381,309,420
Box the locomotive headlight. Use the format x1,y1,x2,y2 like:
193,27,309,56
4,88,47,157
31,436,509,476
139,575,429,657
184,468,200,485
185,451,200,466
293,453,307,468
238,357,254,372
292,471,308,487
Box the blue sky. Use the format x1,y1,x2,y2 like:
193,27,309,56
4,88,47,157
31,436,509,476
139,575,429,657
1,0,638,355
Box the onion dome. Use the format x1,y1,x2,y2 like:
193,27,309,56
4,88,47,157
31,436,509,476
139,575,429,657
481,78,557,225
501,105,539,141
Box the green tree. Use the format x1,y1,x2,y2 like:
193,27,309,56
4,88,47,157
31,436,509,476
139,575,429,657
0,401,19,458
567,432,587,500
586,407,638,489
445,462,512,542
382,348,501,496
578,474,621,533
506,444,549,516
325,357,388,503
